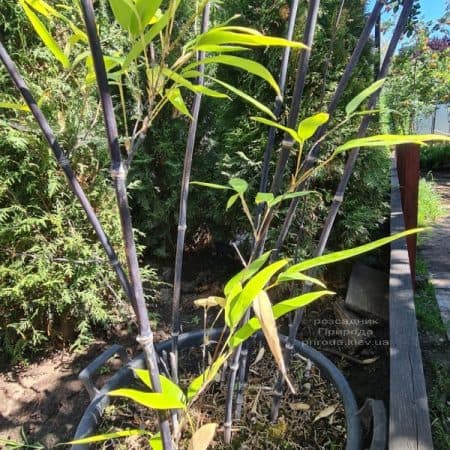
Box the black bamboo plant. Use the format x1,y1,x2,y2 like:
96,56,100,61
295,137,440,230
2,0,450,449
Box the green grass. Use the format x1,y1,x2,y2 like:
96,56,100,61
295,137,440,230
428,361,450,450
418,177,445,228
415,257,447,335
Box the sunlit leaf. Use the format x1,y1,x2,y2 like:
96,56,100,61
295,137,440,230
130,0,163,36
196,45,249,53
184,55,280,94
194,296,226,308
277,271,326,288
226,193,239,210
166,87,192,119
255,192,274,204
285,228,424,274
133,370,186,403
334,134,450,155
345,79,385,116
187,355,226,400
251,116,299,142
149,433,162,450
20,1,70,68
229,290,333,348
228,178,248,193
190,181,230,190
0,102,30,112
297,112,329,141
226,259,288,327
189,423,217,450
252,291,294,392
68,429,149,445
269,191,317,207
208,77,275,118
109,388,186,409
107,0,137,32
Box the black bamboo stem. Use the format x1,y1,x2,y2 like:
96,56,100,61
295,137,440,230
270,0,414,421
171,1,211,383
251,0,321,260
272,0,385,258
80,1,172,448
258,0,300,197
0,42,135,312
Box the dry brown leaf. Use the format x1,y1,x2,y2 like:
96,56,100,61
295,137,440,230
290,402,310,411
194,296,225,308
188,423,218,450
313,404,337,423
252,291,295,393
251,346,265,366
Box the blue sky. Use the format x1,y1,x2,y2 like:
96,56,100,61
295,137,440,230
417,0,446,22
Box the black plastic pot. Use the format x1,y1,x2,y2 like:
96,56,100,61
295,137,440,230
72,329,362,450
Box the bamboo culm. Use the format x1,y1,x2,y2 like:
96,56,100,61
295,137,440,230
272,0,385,259
80,1,173,448
0,42,135,313
270,0,414,422
171,3,211,385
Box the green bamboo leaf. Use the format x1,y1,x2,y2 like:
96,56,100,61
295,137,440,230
162,68,229,98
226,193,239,210
20,1,70,68
109,388,186,409
255,192,275,204
228,178,248,193
297,112,329,141
193,29,308,50
133,370,186,403
251,116,299,142
187,355,226,400
123,1,181,67
0,102,30,112
166,87,192,119
224,251,271,298
195,45,249,53
208,77,275,118
68,429,149,445
183,55,280,94
24,0,58,17
229,290,333,348
149,433,162,450
226,259,289,328
334,134,450,155
107,0,137,32
130,0,163,36
269,191,317,208
276,271,326,288
286,228,424,274
345,78,385,116
190,181,231,190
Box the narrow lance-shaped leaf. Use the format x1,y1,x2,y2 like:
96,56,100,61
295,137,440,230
194,296,226,308
108,388,186,409
166,87,193,119
150,433,162,450
345,78,386,116
229,291,334,348
107,0,137,32
68,429,150,445
334,134,450,155
19,0,70,68
183,55,280,94
285,228,424,274
188,355,227,400
130,0,163,36
226,259,289,327
133,370,186,403
251,116,299,143
0,102,30,112
190,181,231,190
277,271,326,288
207,76,276,119
269,191,318,208
252,290,295,392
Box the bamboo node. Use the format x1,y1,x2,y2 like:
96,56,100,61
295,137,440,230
58,154,70,167
136,334,154,346
334,194,344,203
111,166,127,180
282,139,294,148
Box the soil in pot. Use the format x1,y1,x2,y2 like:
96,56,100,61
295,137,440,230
93,342,347,449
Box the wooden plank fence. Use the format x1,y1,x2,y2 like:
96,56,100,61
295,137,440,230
389,149,433,449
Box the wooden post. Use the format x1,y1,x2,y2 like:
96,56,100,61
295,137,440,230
396,143,420,287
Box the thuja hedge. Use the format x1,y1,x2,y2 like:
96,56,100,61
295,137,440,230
0,0,159,362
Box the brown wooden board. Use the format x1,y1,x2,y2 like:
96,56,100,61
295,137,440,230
389,155,433,450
